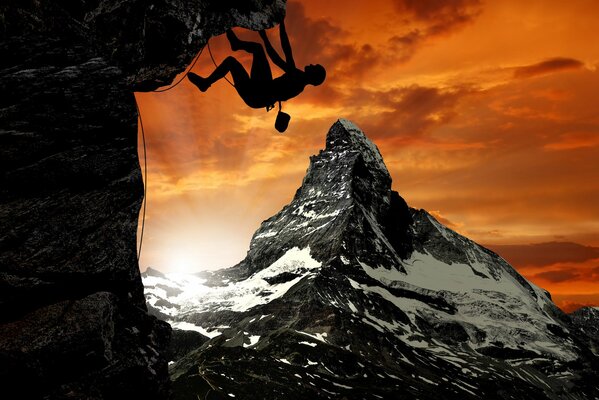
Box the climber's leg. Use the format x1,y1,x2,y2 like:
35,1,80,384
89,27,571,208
226,30,272,81
188,56,249,92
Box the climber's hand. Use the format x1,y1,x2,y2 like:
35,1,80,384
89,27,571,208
266,103,275,112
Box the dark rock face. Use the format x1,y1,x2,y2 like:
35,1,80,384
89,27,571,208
167,329,209,362
570,307,599,355
0,0,285,398
145,120,599,399
0,292,172,398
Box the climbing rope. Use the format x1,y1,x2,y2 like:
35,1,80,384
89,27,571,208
136,45,206,261
136,101,148,262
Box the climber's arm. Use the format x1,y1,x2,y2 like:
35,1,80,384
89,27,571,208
279,20,295,69
259,30,289,71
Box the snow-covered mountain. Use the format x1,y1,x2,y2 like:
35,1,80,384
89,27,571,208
143,119,599,400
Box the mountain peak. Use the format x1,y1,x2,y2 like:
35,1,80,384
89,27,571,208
325,119,388,175
240,119,412,276
296,119,392,204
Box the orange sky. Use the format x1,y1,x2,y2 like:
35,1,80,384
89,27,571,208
135,0,599,312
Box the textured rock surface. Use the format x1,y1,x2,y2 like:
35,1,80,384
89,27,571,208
144,120,599,399
570,307,599,355
0,0,285,398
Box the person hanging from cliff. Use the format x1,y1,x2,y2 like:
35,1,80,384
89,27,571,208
187,20,326,133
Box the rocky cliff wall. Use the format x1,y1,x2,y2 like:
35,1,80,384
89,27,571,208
0,1,285,398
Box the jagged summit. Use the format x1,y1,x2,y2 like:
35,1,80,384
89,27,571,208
297,118,390,201
244,119,412,276
325,119,388,174
143,120,599,400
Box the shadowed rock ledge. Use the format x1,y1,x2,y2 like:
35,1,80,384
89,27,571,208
0,0,285,398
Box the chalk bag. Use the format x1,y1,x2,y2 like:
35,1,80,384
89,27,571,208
275,111,291,133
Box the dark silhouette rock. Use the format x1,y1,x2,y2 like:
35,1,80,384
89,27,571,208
0,0,285,398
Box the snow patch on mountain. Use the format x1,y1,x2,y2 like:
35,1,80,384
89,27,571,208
145,247,321,319
355,225,577,360
169,321,223,338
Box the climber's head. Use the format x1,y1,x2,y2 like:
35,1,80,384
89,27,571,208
304,64,326,86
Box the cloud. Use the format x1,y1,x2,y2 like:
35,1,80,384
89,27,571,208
392,67,599,249
428,210,464,231
543,131,599,151
390,85,465,128
283,2,346,68
388,0,482,62
551,293,599,314
284,2,384,81
289,0,483,86
393,0,482,24
532,268,580,283
350,84,472,141
487,242,599,268
513,57,584,79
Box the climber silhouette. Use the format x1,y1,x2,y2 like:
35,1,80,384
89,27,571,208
187,20,326,132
